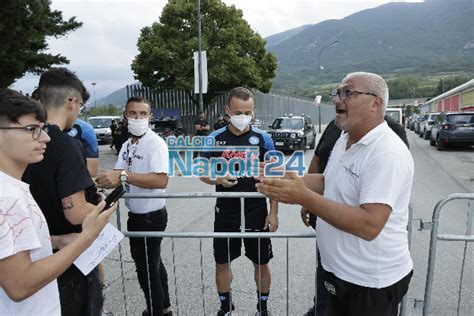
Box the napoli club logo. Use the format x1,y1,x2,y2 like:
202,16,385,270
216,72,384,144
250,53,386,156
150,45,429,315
249,136,259,145
67,128,78,137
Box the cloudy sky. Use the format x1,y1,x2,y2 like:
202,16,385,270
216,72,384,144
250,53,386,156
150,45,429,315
12,0,423,102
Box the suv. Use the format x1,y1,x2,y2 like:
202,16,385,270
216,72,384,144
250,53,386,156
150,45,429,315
419,112,440,140
268,114,316,152
88,116,120,144
429,112,474,150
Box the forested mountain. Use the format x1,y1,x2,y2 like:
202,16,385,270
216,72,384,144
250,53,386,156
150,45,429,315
267,0,474,94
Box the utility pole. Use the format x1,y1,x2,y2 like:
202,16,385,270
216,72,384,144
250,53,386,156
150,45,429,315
91,82,97,107
197,0,203,112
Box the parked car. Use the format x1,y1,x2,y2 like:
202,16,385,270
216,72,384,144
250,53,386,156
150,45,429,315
409,114,421,131
419,112,440,140
88,115,121,144
250,118,262,129
385,108,403,125
429,112,474,150
415,114,428,135
268,114,316,152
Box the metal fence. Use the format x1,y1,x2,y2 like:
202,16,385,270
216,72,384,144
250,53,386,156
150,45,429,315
421,193,474,316
107,192,428,315
113,192,316,316
126,85,335,134
253,91,334,131
107,192,474,315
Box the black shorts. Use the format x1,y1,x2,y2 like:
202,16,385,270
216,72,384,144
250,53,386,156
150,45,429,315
323,269,413,316
213,206,273,265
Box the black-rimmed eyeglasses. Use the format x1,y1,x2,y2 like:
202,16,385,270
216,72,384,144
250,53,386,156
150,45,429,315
0,124,47,140
330,89,378,102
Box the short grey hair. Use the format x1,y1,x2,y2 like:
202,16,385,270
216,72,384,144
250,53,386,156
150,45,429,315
343,72,389,109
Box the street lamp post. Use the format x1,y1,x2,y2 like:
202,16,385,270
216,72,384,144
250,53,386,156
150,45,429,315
316,40,339,133
91,82,97,107
316,40,339,70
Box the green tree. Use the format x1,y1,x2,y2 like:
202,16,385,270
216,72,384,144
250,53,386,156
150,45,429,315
387,77,420,99
131,0,277,107
83,104,123,118
0,0,82,87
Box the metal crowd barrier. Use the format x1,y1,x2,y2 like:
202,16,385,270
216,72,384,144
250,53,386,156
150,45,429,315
113,192,316,316
110,192,473,315
421,193,474,316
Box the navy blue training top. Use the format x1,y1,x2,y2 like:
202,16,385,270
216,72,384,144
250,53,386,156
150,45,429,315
201,125,275,211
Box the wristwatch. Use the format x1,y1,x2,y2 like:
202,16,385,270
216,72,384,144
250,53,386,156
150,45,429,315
119,170,128,185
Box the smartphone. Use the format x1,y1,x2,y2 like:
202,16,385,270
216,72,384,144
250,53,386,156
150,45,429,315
103,185,125,211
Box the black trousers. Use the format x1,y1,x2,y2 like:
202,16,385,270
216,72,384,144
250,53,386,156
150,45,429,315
58,267,103,316
323,269,413,316
128,208,171,316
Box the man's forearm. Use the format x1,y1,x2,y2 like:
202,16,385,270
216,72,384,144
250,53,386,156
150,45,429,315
1,233,94,302
127,172,168,189
200,176,219,185
307,155,320,174
269,199,278,214
300,192,389,241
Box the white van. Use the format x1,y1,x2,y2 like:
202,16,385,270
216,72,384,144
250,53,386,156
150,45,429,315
88,116,121,144
385,108,403,126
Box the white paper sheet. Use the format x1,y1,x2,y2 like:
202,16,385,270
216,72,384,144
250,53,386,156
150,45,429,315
74,223,124,275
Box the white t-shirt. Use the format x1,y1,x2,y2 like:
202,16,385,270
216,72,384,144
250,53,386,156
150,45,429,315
317,121,414,288
0,171,61,315
115,129,169,213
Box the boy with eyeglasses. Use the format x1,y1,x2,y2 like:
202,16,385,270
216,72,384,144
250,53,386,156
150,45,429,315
23,68,106,316
0,88,116,316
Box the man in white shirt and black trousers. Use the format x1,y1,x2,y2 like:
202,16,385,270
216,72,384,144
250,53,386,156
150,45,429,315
257,72,414,316
96,96,172,316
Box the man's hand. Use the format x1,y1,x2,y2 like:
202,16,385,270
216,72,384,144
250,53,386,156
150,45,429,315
300,207,311,227
80,201,117,242
264,212,279,232
218,175,239,188
256,171,310,205
95,170,121,189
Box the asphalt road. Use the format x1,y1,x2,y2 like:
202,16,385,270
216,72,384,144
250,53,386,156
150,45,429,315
98,129,473,316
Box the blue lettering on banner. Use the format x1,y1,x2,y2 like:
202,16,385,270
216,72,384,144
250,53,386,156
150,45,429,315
167,136,306,178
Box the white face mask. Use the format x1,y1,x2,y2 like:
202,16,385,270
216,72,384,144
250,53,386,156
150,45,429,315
127,118,149,136
230,114,252,132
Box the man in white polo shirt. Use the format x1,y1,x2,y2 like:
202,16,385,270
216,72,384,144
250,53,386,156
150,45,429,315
256,72,414,316
96,96,172,316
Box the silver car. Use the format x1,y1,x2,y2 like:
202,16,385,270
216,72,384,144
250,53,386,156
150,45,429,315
419,112,440,140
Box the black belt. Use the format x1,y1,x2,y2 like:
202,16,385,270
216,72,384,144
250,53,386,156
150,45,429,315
128,207,166,219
